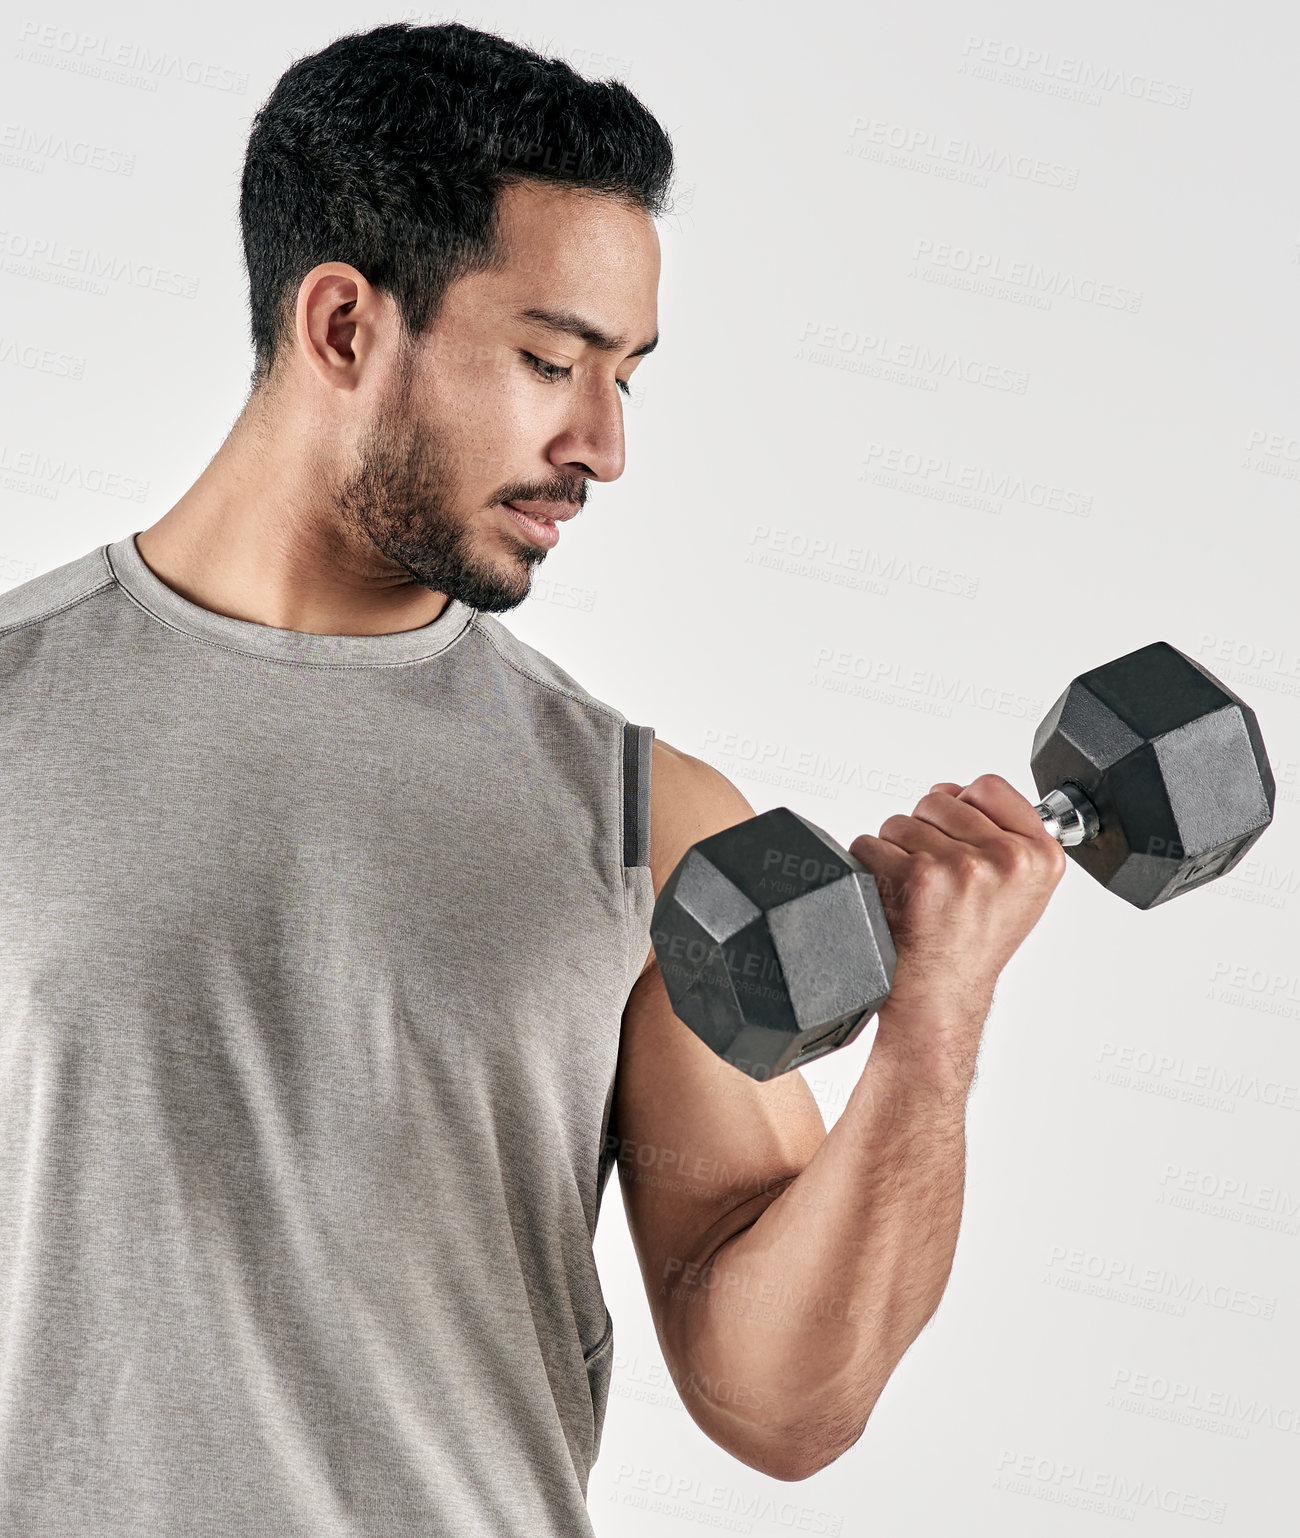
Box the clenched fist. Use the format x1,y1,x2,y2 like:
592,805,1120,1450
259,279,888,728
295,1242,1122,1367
849,774,1067,1056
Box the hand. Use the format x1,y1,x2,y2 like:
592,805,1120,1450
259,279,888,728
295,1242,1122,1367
848,774,1068,1047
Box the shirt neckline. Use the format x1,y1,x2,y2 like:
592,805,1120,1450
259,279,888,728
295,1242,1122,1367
105,532,476,668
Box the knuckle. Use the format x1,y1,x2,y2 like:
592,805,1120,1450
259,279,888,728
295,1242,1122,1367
989,839,1033,880
952,850,987,885
907,854,946,896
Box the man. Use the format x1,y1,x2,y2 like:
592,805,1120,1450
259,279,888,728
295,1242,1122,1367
0,20,1064,1536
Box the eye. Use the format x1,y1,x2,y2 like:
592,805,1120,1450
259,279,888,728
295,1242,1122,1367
521,351,571,384
616,377,631,398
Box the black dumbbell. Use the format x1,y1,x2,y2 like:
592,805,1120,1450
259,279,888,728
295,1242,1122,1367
651,641,1275,1081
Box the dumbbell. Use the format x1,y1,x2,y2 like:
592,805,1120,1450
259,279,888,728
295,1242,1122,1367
651,641,1276,1081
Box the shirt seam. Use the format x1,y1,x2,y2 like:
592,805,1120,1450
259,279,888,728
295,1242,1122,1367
108,568,476,670
582,1308,614,1363
470,619,641,1233
469,614,624,727
0,573,117,641
473,615,643,1014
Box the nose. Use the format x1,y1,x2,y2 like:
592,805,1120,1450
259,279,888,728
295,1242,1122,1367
548,379,626,484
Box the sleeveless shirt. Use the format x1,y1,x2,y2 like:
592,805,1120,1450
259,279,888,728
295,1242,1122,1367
0,532,656,1536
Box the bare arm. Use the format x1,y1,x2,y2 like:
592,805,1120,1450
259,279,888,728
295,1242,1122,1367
646,774,1066,1480
660,998,979,1480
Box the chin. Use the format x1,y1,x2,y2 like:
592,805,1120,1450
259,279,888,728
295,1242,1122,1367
451,549,540,613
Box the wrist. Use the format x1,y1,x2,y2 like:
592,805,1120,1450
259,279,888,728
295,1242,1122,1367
869,994,990,1089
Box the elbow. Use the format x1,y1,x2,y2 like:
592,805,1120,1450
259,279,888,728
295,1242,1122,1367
728,1413,871,1483
765,1453,831,1484
728,1447,821,1484
744,1442,850,1484
680,1346,882,1482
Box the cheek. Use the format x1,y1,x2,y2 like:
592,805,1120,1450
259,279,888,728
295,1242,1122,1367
428,363,550,491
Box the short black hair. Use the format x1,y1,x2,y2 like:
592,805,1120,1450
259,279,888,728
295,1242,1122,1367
239,20,674,392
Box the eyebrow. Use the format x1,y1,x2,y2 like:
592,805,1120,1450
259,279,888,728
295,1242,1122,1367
516,306,658,358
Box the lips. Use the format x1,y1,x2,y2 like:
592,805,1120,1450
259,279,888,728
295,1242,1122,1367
502,503,563,550
504,500,579,522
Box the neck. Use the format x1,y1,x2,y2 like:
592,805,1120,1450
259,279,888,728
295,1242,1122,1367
133,386,449,638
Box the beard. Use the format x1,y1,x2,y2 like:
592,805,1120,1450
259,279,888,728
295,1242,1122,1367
333,363,586,615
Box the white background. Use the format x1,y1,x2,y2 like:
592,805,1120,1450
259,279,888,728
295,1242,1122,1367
2,3,1297,1533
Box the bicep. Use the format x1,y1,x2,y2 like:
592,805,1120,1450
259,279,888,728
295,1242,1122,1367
614,738,829,1365
611,924,828,1373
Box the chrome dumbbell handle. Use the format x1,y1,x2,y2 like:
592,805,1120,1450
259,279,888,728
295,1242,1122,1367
1035,782,1101,847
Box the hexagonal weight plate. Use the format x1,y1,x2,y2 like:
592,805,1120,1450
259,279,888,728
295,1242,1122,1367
1030,641,1275,909
651,806,896,1079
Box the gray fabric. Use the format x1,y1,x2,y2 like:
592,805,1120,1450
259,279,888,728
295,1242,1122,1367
0,533,656,1536
621,723,654,868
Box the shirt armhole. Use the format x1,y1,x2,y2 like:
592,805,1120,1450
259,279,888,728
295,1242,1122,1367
621,722,654,868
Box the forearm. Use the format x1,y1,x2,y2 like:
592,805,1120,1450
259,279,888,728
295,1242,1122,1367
669,1002,984,1476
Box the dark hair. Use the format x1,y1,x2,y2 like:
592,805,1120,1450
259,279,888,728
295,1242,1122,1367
238,20,674,393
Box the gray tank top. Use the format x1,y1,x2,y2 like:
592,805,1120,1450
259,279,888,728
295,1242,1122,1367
0,533,656,1536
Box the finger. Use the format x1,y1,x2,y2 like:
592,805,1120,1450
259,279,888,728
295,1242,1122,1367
929,782,963,796
848,828,919,875
845,831,917,905
868,799,987,857
951,773,1059,842
911,788,1015,848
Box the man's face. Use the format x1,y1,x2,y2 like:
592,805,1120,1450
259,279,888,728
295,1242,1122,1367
335,179,661,613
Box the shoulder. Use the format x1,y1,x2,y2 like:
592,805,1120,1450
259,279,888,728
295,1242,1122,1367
466,610,623,723
637,737,757,980
648,738,757,869
0,543,115,639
